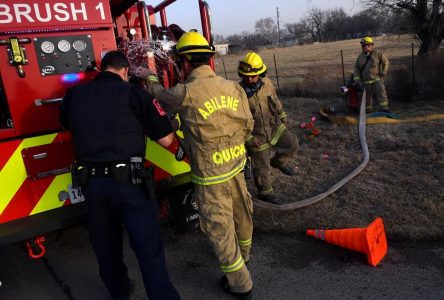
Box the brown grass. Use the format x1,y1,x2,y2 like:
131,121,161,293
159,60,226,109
214,35,444,243
249,96,444,244
215,35,422,99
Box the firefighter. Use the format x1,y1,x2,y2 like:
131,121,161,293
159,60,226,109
238,52,299,204
353,37,390,113
135,31,254,299
60,51,181,300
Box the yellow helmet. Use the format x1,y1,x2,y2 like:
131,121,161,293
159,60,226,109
175,31,215,55
238,52,267,76
360,37,374,45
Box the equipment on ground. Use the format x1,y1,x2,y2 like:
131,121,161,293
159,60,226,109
340,76,360,113
0,0,214,256
306,217,388,267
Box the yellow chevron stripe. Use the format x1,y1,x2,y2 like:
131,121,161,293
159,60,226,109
145,140,190,176
31,173,71,215
0,134,57,215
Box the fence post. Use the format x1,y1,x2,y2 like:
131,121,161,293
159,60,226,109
340,50,346,86
221,57,227,79
273,54,280,90
411,43,415,84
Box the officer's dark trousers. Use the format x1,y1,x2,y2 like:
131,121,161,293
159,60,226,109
84,177,180,300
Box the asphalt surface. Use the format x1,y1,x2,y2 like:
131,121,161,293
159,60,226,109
0,225,443,300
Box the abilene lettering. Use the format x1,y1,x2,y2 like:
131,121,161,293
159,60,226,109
198,95,240,120
212,144,246,165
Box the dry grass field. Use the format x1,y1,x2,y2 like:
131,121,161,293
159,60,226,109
250,96,444,244
214,35,418,97
220,36,444,244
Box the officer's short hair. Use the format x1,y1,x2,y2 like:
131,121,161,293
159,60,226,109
101,51,130,71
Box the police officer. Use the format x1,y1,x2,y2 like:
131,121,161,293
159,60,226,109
353,37,390,113
60,51,181,300
238,52,299,204
135,31,254,299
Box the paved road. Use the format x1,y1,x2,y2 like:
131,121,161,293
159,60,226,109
0,225,443,300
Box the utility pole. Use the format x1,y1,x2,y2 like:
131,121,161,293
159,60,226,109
276,7,281,47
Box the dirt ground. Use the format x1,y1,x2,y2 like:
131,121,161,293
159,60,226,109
250,96,444,244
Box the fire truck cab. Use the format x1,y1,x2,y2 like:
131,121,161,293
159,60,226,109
0,0,213,253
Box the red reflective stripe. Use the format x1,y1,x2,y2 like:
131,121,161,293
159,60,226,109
0,140,21,170
153,99,166,116
0,176,54,223
145,161,172,181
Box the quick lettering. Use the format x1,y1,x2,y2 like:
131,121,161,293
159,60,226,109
212,144,246,165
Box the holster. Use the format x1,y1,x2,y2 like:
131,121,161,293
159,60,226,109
110,162,131,183
71,162,88,188
141,166,156,201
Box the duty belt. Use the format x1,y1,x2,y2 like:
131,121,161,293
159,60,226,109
88,164,112,177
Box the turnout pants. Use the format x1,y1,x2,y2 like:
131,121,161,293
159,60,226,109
195,172,253,293
363,80,389,112
250,129,298,196
84,177,180,300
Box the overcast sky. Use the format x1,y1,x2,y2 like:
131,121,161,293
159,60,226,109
148,0,363,36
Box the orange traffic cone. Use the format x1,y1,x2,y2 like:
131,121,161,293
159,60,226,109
306,217,387,266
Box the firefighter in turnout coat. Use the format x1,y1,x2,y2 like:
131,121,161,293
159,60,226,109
238,52,299,204
353,37,390,113
135,31,254,299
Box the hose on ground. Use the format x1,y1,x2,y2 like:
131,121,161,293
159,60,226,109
253,92,369,211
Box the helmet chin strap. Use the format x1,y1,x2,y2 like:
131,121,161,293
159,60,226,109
240,78,262,98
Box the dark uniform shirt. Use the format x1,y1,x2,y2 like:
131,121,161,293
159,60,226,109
60,71,172,163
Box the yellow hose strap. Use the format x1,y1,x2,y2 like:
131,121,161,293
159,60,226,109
259,188,273,195
279,112,287,119
239,238,252,246
320,107,444,125
363,78,380,84
246,135,254,143
270,123,286,145
220,255,244,273
192,158,246,185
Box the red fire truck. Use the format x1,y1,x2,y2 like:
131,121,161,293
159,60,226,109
0,0,213,257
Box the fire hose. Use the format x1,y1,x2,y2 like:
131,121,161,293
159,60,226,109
252,92,369,211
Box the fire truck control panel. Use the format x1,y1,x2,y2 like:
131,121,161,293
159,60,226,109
34,36,96,76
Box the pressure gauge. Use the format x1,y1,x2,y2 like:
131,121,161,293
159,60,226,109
58,40,71,52
40,41,55,54
72,40,87,52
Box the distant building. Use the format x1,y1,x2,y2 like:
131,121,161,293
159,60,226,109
214,43,229,55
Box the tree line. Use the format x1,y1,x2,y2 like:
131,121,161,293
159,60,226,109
214,1,444,55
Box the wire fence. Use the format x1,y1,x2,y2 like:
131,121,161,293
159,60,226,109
214,35,424,98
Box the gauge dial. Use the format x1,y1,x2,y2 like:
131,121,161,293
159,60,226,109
40,41,55,54
57,40,71,52
72,40,87,52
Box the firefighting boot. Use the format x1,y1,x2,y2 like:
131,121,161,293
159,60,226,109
220,276,252,300
278,165,296,176
259,193,277,204
270,160,296,176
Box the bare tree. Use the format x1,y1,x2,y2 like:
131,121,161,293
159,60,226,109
285,23,307,43
303,8,327,42
324,8,348,41
255,18,278,45
213,34,227,44
363,0,444,54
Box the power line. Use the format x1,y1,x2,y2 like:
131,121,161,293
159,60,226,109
276,7,281,47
